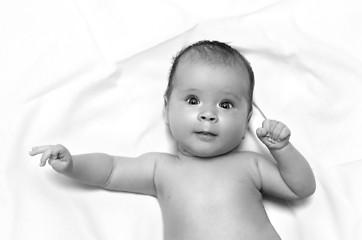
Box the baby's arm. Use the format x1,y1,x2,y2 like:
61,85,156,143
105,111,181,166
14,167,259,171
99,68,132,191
29,145,158,196
256,120,316,199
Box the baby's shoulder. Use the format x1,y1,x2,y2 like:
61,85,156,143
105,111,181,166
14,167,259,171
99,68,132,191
227,151,267,165
230,151,270,187
226,151,269,176
139,152,174,160
139,152,177,167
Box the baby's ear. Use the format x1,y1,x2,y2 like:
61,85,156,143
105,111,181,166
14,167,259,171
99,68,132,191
247,109,253,123
163,97,169,125
242,110,253,140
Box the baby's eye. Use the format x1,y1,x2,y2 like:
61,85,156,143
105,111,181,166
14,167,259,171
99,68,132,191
186,96,200,105
219,101,233,109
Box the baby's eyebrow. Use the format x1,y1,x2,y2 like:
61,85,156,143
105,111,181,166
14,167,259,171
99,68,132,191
179,88,243,101
179,88,201,94
220,91,242,101
183,88,200,92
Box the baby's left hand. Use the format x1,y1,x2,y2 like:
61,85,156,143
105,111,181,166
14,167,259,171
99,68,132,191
256,119,291,150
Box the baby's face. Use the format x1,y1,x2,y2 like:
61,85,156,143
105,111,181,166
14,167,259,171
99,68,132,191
165,60,251,158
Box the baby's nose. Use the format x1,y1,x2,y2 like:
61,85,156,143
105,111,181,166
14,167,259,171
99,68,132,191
198,111,218,122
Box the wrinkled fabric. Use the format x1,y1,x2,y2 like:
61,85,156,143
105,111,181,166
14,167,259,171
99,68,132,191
1,0,362,239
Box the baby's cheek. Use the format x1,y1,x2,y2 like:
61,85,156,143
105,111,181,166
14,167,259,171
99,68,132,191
169,109,195,136
222,120,244,141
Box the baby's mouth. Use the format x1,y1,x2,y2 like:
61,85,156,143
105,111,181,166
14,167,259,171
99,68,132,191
195,131,217,136
194,131,218,141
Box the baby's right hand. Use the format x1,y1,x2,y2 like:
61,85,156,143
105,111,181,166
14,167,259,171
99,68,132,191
29,144,72,173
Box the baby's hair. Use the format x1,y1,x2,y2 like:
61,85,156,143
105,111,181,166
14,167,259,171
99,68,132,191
164,40,255,112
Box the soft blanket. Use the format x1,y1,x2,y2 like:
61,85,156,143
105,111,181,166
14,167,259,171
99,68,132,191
1,0,362,239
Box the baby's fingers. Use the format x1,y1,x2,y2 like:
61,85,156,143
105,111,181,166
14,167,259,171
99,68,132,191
39,149,53,167
29,145,53,156
271,122,285,141
29,145,59,167
277,125,291,141
256,127,268,138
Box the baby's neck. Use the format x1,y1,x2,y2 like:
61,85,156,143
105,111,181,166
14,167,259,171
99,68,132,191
175,148,240,163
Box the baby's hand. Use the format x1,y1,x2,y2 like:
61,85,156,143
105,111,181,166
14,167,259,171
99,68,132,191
29,144,72,173
256,119,291,150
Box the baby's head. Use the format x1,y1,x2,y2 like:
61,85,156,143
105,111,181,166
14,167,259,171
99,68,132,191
164,40,255,157
165,40,254,113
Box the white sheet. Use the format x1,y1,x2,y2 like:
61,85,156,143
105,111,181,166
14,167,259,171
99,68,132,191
1,0,362,239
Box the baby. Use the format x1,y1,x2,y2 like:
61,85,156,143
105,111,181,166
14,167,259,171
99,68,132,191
29,40,316,240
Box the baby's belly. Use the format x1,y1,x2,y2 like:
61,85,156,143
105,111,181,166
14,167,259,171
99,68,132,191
159,192,281,240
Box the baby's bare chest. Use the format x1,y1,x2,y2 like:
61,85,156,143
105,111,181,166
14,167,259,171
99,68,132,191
154,157,277,240
157,159,261,209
